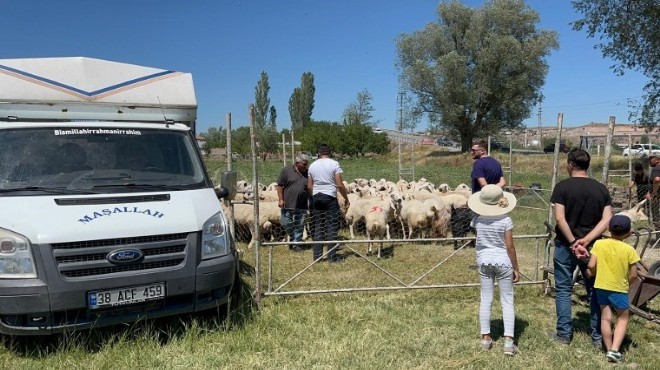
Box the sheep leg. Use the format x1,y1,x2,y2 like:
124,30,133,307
366,229,373,255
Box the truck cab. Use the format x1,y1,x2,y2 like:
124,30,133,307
0,57,237,335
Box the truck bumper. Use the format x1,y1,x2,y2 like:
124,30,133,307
0,254,236,336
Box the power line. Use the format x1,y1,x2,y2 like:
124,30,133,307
542,96,643,109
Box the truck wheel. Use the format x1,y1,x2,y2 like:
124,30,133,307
650,261,660,277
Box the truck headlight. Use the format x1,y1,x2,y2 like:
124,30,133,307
0,228,37,279
201,212,230,260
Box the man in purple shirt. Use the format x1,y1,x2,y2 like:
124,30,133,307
470,139,505,193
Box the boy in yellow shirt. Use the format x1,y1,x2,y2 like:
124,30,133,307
587,214,640,363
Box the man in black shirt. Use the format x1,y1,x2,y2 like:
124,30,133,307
549,148,612,348
276,154,310,252
647,155,660,231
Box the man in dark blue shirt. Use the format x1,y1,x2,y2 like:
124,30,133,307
470,139,505,193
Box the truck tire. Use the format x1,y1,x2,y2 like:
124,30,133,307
649,261,660,278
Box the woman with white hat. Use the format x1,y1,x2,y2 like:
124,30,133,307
467,184,520,355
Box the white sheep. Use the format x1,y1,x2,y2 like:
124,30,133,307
265,182,278,191
227,201,284,249
454,183,471,192
400,199,431,239
344,193,402,257
437,191,470,208
422,197,451,238
437,183,450,193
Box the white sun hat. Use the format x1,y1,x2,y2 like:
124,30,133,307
468,184,517,216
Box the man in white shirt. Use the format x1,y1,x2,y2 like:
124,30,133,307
307,144,350,262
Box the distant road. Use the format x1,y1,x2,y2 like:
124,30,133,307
380,129,546,155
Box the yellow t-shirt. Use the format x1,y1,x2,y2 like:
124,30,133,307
591,238,640,293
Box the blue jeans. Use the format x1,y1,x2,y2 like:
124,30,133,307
311,194,341,260
553,240,601,342
280,208,306,243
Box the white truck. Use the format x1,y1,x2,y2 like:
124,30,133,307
0,57,238,335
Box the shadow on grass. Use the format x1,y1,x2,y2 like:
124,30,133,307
1,275,258,358
574,311,639,353
427,150,464,157
488,317,529,343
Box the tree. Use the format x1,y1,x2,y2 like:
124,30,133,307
254,72,278,160
342,89,379,127
572,0,659,127
199,126,226,157
288,72,316,132
396,0,559,151
297,120,343,154
231,126,252,158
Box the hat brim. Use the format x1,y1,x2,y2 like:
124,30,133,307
468,190,517,216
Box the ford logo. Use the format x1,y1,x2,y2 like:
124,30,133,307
107,249,144,265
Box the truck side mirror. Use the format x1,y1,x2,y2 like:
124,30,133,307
217,171,237,200
214,186,229,199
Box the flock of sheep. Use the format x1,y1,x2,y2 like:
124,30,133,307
221,175,652,258
224,178,475,255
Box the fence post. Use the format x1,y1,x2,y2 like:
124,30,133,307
225,113,236,244
628,133,633,208
282,133,286,167
548,113,563,225
508,133,513,187
249,104,262,307
602,116,615,184
291,130,295,164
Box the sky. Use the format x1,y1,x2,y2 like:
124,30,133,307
0,0,649,134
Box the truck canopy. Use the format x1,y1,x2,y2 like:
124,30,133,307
0,57,197,128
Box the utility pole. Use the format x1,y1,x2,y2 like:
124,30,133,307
537,95,543,148
397,92,403,180
396,92,413,181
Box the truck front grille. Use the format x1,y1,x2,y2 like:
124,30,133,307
51,232,191,279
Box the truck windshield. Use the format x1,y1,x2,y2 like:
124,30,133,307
0,127,208,195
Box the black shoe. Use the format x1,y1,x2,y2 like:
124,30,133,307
547,332,571,345
289,245,303,252
328,256,345,263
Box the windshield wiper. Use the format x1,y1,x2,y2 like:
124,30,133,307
0,186,98,195
92,183,189,191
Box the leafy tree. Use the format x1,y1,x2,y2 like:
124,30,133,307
231,126,252,158
253,72,278,160
254,71,270,129
297,120,343,155
199,126,226,157
269,106,277,127
366,132,391,155
288,72,316,132
572,0,659,127
340,89,384,157
289,89,303,130
342,89,379,127
340,121,372,157
396,0,559,151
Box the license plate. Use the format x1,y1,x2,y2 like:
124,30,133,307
88,283,165,310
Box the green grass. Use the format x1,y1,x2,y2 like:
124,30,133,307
1,151,658,369
2,282,657,369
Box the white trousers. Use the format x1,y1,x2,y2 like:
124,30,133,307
478,264,515,338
